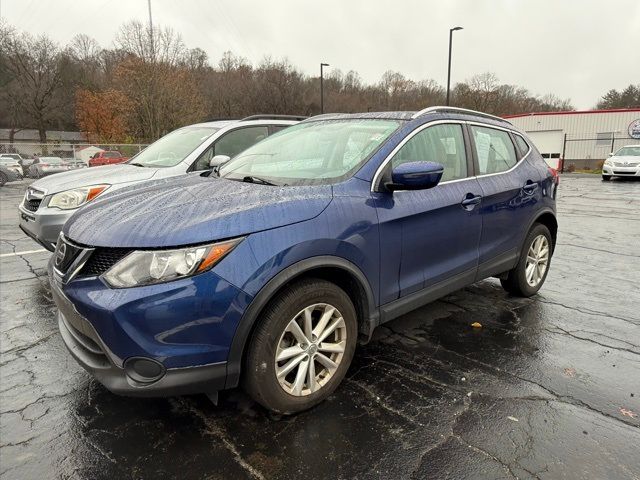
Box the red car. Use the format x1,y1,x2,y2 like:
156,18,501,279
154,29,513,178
88,151,129,167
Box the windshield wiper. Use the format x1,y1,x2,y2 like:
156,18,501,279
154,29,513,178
242,176,278,186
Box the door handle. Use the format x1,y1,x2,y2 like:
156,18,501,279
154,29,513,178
523,181,538,194
461,194,482,211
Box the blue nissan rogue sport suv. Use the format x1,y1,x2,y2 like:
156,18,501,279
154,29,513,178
49,107,558,414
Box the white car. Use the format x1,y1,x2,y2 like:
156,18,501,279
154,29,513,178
0,156,24,178
602,145,640,180
19,116,301,250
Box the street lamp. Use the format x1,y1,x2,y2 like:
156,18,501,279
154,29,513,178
320,62,330,114
446,26,463,106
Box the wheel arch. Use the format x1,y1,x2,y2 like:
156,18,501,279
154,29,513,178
531,210,558,251
224,256,378,389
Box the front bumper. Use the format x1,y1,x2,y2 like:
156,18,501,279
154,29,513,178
19,203,74,251
602,164,640,177
48,258,251,396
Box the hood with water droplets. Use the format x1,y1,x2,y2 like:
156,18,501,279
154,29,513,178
63,174,333,248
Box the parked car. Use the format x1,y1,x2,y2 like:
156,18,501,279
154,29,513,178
0,157,24,179
19,115,302,250
66,160,88,170
0,164,21,186
0,152,28,175
48,107,559,414
2,154,38,176
88,151,129,167
28,157,71,178
602,145,640,180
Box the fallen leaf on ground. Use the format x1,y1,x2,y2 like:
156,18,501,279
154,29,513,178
563,368,576,377
471,322,482,328
507,416,519,422
620,408,637,418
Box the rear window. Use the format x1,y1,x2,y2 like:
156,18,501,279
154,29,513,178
104,151,121,158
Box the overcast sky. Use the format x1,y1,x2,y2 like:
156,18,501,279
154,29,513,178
3,0,639,109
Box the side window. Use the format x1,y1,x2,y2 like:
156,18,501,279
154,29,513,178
514,134,530,158
214,126,269,158
192,126,269,171
470,126,518,175
391,123,467,182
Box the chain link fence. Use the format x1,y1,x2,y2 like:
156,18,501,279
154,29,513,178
560,134,638,172
0,143,149,165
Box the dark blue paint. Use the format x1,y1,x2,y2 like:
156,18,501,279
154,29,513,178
64,272,251,368
390,161,444,190
55,110,557,391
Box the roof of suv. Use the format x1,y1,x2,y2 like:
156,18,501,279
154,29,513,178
190,115,308,130
306,107,513,128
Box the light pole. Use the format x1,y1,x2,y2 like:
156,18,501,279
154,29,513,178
446,26,463,106
320,62,329,114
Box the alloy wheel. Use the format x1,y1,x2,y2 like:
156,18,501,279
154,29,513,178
275,303,347,396
525,235,550,287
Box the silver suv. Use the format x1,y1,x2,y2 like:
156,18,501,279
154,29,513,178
19,116,301,250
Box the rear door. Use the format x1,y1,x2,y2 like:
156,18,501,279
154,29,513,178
470,124,544,279
374,122,483,304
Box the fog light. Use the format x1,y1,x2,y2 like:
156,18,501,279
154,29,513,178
124,357,165,384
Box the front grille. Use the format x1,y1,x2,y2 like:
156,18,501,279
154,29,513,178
80,248,133,276
23,199,42,212
613,170,636,175
615,162,639,167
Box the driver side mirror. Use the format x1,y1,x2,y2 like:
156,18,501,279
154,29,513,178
210,154,231,169
385,161,444,192
608,152,614,157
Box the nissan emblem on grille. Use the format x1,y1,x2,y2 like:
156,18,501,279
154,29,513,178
55,242,67,267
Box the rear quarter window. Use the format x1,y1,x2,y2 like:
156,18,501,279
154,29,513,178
514,135,530,158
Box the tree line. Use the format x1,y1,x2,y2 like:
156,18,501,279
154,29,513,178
0,20,637,144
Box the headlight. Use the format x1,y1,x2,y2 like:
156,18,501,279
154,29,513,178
102,238,243,288
48,185,109,210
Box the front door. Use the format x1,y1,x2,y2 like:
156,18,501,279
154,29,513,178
374,122,483,305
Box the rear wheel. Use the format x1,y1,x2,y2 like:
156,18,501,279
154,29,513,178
0,172,7,186
500,223,552,297
602,175,611,181
243,278,357,414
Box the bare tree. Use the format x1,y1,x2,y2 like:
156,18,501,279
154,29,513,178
0,24,65,141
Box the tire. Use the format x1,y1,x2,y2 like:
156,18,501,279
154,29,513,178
0,172,7,186
602,175,611,181
243,278,358,414
500,223,553,297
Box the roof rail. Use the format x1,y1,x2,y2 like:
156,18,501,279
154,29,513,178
240,114,308,122
411,106,511,124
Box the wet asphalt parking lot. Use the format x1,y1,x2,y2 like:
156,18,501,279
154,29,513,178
1,175,639,480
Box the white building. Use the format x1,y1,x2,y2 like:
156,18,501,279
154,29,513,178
505,109,640,170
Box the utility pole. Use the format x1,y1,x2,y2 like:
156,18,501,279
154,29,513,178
320,63,329,114
446,26,463,106
148,0,154,59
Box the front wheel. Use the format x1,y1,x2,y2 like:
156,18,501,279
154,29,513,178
243,279,357,414
602,175,611,181
501,223,553,297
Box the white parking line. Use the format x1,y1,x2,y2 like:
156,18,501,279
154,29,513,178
0,249,48,258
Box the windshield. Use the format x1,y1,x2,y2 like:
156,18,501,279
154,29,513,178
219,119,401,185
128,126,219,168
1,154,20,160
615,146,640,157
